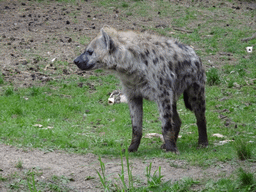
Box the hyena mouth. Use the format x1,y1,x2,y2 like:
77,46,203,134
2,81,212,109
77,63,95,70
73,58,95,70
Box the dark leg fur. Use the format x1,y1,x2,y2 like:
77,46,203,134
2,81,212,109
185,83,208,147
127,97,143,152
183,91,192,111
161,104,181,153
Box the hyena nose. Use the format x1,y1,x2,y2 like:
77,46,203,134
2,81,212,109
73,57,80,65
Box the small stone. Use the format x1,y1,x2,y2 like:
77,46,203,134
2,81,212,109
233,82,240,88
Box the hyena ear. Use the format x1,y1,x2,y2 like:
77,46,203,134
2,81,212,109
101,28,116,53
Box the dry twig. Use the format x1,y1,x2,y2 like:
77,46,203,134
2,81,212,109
241,33,256,42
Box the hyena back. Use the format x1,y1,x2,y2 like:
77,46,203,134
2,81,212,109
74,27,208,153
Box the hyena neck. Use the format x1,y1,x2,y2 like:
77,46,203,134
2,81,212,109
104,47,138,76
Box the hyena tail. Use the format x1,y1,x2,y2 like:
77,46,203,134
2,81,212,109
183,91,192,111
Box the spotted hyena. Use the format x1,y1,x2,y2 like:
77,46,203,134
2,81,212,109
74,26,208,153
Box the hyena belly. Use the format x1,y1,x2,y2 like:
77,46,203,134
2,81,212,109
74,27,208,153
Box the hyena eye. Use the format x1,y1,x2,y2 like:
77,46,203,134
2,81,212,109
87,50,93,56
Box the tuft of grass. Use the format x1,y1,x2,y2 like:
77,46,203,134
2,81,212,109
238,168,254,187
203,169,256,192
96,156,109,190
227,78,235,88
97,144,134,191
203,178,238,192
29,86,41,96
4,87,14,96
170,177,199,191
234,140,252,161
15,160,23,169
145,162,164,188
126,12,132,16
119,144,134,191
0,174,8,181
206,68,221,86
0,73,4,85
27,172,38,192
121,2,129,8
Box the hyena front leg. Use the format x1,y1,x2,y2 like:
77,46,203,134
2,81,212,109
127,96,143,152
172,104,182,143
159,100,181,153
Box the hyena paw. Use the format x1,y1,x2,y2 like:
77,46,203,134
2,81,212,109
198,141,208,148
161,144,179,154
160,143,166,149
127,143,139,152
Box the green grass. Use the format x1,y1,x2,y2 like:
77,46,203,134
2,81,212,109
15,160,24,169
1,68,255,162
203,168,256,192
235,139,253,160
206,68,221,86
1,167,74,192
238,168,255,187
0,72,4,85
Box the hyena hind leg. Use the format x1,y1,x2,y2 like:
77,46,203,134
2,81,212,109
184,83,208,147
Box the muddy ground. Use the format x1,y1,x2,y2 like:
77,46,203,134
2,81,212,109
0,0,256,191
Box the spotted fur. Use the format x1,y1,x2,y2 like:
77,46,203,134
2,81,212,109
74,27,208,153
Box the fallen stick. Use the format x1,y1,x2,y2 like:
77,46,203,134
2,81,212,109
241,32,256,42
172,27,193,33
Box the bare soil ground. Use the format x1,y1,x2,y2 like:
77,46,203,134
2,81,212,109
2,143,253,191
0,0,256,191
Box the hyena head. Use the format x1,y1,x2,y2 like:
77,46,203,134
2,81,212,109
74,28,116,70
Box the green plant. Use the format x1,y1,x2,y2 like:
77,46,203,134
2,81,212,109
29,86,41,96
227,78,235,88
145,162,164,188
126,12,132,16
206,68,221,86
5,87,14,96
96,145,135,191
118,145,134,191
203,178,238,192
170,177,199,191
0,174,7,181
96,156,109,190
238,168,254,186
27,173,40,192
15,160,23,169
0,73,4,84
122,2,129,7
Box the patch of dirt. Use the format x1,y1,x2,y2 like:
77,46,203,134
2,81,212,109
0,0,170,88
1,144,252,191
1,0,255,87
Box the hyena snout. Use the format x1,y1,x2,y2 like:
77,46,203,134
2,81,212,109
73,53,94,70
